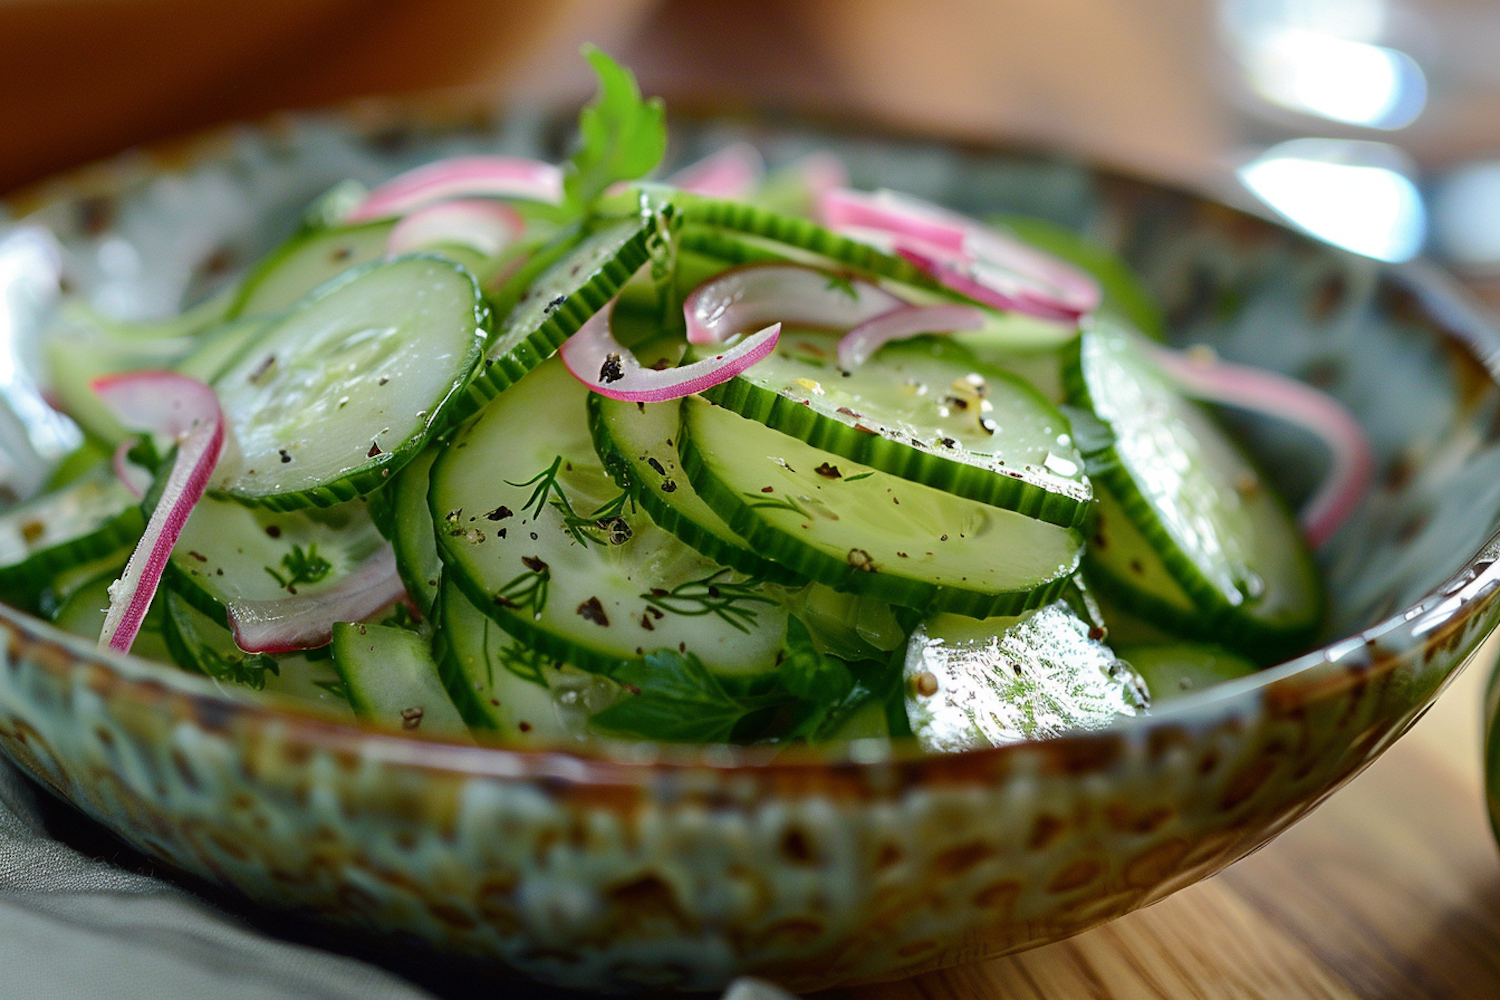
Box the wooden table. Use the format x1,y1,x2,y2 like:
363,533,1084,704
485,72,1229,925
853,641,1500,1000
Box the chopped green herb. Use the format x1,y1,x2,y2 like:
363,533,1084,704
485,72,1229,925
564,46,667,217
640,567,776,633
264,543,333,594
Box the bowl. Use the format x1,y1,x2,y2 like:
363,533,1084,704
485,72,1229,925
5,95,1500,993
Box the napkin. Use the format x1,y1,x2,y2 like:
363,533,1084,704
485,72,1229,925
0,757,796,1000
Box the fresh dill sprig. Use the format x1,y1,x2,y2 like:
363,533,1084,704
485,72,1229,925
264,543,333,594
640,568,776,634
744,491,812,519
493,560,551,618
197,644,280,691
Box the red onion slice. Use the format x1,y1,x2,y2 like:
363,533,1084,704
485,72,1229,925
91,372,224,654
111,438,152,500
668,143,765,198
347,156,563,222
820,187,1101,321
1150,345,1374,549
561,299,780,403
684,264,903,345
385,199,524,257
227,545,406,653
837,304,988,369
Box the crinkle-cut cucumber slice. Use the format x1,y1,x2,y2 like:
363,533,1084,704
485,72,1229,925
228,221,394,319
330,621,470,738
0,469,143,605
587,380,802,585
165,493,386,622
458,213,663,415
49,559,172,664
697,331,1091,528
678,396,1083,618
1118,641,1258,703
433,578,617,741
903,600,1148,752
210,254,489,510
1065,321,1323,657
160,589,352,716
430,358,788,681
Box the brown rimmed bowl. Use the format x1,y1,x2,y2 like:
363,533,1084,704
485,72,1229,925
4,95,1500,993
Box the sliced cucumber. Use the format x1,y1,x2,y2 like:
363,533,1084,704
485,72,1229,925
434,578,616,741
459,214,662,414
0,469,143,606
431,359,789,680
165,493,386,621
587,383,801,584
227,221,394,319
679,396,1083,618
1119,642,1258,703
50,560,172,664
903,600,1148,752
174,316,270,384
330,622,470,738
1065,321,1323,656
698,331,1091,528
379,446,442,618
161,589,351,716
210,254,489,509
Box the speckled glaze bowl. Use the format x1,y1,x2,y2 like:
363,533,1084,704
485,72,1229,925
5,97,1500,993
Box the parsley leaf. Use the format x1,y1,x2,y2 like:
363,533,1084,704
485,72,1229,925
564,46,667,217
590,649,781,743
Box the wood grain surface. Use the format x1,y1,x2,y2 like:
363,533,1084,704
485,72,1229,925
840,639,1500,1000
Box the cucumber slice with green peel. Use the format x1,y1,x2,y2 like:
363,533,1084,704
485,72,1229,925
480,224,582,328
587,386,803,585
431,359,790,681
458,213,664,415
1085,486,1200,621
675,196,939,289
0,470,143,606
434,578,617,741
903,600,1148,753
697,331,1092,528
165,493,387,621
1065,321,1323,655
161,589,351,715
382,446,443,618
679,396,1083,618
227,221,395,319
1118,641,1258,703
330,621,470,738
50,561,172,664
210,254,489,510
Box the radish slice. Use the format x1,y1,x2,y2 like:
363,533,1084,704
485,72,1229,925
91,372,224,654
668,142,765,198
561,299,780,403
347,156,563,222
1150,344,1374,549
228,545,406,653
111,438,152,500
820,188,1101,321
685,264,904,345
837,304,987,369
385,199,524,257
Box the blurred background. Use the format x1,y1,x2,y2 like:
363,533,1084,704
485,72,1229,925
5,0,1500,278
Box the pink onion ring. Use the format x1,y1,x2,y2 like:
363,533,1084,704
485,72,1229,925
111,438,152,500
837,304,988,369
561,299,780,403
1150,344,1374,549
820,188,1101,320
386,199,524,257
228,545,407,653
685,264,903,345
91,372,223,654
347,156,562,222
668,143,765,198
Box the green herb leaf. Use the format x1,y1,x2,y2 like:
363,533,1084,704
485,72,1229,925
564,46,667,217
591,649,780,743
264,543,333,594
778,616,856,704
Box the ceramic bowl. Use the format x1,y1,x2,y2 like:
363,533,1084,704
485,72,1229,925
5,96,1500,994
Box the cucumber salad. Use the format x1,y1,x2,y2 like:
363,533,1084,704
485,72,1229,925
7,50,1369,751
